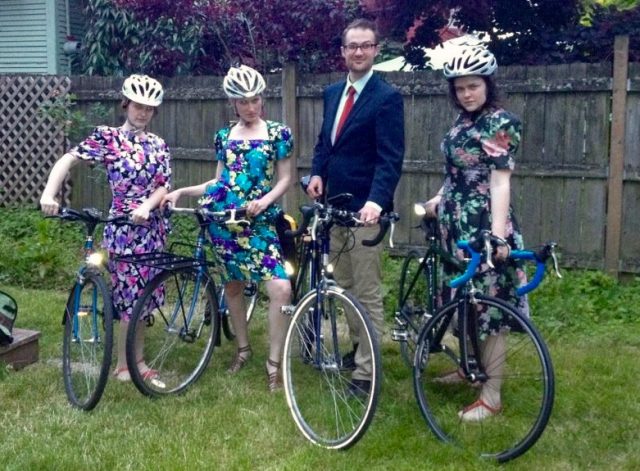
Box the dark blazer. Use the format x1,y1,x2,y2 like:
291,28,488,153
311,73,404,212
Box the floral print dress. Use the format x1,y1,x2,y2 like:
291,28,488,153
437,108,529,336
70,126,171,321
200,120,292,281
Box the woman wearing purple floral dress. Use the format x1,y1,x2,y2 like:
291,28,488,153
423,46,528,422
40,74,171,382
164,65,292,392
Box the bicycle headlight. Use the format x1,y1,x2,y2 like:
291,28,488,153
284,261,295,276
87,252,105,267
326,263,334,274
414,203,426,217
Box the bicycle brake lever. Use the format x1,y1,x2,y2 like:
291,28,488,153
389,219,396,249
311,213,319,241
550,247,562,279
483,232,494,269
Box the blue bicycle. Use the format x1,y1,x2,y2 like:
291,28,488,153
49,207,128,410
119,206,256,397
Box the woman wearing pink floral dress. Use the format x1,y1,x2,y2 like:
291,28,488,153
40,74,171,382
423,46,528,422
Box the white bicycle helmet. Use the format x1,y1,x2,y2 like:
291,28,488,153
443,46,497,79
122,74,164,107
223,65,266,99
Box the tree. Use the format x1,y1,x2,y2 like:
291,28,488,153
80,0,361,76
361,0,640,67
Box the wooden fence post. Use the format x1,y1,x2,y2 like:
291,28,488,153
605,35,629,279
281,62,299,213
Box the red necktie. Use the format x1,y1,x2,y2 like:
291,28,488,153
335,86,356,139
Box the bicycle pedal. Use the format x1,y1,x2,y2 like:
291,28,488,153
281,305,295,316
391,330,408,342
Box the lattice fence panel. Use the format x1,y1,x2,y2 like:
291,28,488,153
0,75,72,206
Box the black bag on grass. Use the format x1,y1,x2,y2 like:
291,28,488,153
0,290,17,346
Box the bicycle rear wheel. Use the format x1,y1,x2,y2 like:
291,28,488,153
219,281,258,341
292,238,314,304
283,286,381,450
62,272,113,411
127,267,219,397
413,295,554,462
396,249,433,368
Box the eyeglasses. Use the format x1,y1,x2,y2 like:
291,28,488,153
342,42,378,52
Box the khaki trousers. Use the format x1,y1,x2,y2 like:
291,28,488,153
330,225,384,381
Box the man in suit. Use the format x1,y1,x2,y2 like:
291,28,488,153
307,18,405,395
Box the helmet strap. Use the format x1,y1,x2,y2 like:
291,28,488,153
123,118,145,134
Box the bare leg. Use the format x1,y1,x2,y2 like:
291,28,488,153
480,332,506,409
459,332,506,421
264,278,292,391
226,281,252,372
113,321,130,380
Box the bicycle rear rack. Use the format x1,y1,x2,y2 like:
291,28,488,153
116,252,215,272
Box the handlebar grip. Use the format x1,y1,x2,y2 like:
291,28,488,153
449,240,482,288
362,217,389,247
284,205,314,237
510,250,545,296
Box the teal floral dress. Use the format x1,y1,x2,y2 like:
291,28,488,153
200,120,292,281
438,107,529,336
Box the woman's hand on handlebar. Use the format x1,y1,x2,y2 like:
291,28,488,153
161,190,182,210
39,195,59,216
423,195,440,218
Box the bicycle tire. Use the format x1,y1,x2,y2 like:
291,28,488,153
413,294,554,462
126,266,219,397
283,286,381,450
397,249,433,368
219,282,258,341
62,271,113,411
292,238,314,304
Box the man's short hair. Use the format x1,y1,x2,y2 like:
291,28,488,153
342,18,380,45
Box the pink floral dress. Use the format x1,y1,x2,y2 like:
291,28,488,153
437,108,529,336
69,126,171,321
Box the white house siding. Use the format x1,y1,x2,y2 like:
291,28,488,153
0,0,51,73
0,0,85,74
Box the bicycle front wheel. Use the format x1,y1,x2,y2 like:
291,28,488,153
413,295,554,462
283,286,381,450
62,271,113,411
397,249,432,368
127,267,219,397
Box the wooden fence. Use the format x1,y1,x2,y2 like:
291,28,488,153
2,38,639,275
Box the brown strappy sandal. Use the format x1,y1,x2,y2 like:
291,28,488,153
227,345,252,373
266,358,281,392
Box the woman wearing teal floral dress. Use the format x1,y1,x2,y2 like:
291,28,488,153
423,45,528,422
164,65,292,392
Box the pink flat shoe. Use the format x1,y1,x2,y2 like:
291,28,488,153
458,399,502,422
112,366,131,382
137,360,159,380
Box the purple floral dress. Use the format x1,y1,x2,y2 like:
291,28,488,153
69,126,171,321
199,121,292,281
438,108,529,337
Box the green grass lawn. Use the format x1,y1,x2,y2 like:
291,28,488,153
1,282,639,471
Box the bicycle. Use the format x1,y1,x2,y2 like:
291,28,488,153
118,206,254,397
48,207,128,411
393,203,464,368
282,194,397,450
412,233,559,462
